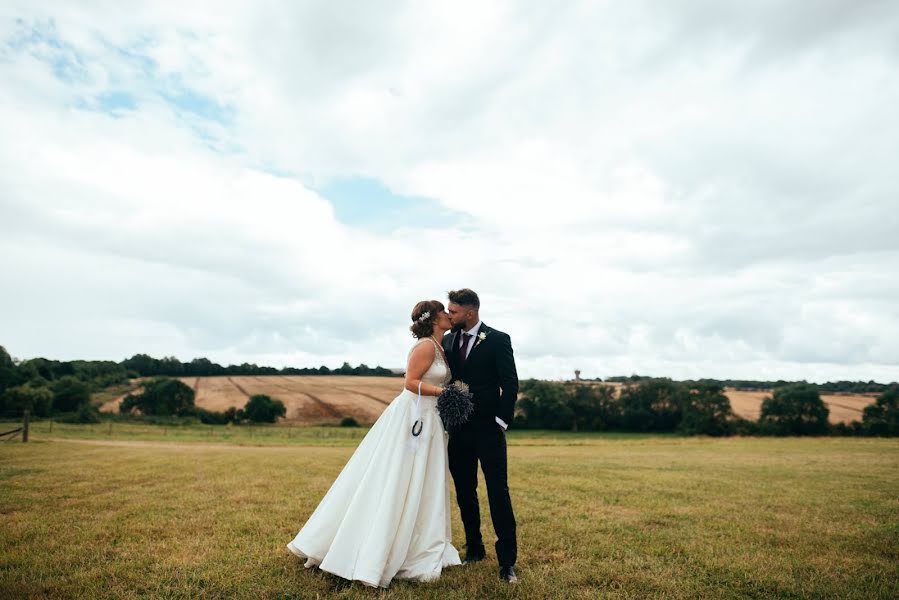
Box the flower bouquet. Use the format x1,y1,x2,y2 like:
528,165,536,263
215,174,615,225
437,381,475,429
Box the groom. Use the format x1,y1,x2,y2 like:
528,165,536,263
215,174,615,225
443,288,519,584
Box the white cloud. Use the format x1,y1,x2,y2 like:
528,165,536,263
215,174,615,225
1,1,898,382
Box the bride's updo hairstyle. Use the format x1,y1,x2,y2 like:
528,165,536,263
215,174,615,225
410,300,445,339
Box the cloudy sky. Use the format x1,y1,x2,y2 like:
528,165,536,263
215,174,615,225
2,1,898,382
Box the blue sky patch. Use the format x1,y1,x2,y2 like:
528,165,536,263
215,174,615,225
96,90,137,112
161,83,234,125
6,20,232,128
316,176,468,233
6,18,89,84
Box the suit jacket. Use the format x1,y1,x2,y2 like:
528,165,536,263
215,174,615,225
442,323,519,427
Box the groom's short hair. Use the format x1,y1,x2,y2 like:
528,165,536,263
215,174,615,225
448,288,480,308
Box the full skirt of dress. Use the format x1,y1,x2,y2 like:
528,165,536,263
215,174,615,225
286,389,461,588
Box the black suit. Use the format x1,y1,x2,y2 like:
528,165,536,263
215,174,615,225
442,323,519,567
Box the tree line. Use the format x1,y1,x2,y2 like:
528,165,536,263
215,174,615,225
514,379,899,436
108,376,899,435
121,354,397,378
3,344,896,435
603,375,894,394
0,345,396,420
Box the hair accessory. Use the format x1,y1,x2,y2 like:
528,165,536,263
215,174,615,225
417,311,431,322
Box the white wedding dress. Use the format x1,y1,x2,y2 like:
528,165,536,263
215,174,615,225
286,338,462,588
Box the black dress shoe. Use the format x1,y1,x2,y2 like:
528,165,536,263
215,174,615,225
462,545,486,564
499,565,519,583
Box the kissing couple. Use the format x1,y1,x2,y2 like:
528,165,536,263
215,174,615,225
287,288,520,587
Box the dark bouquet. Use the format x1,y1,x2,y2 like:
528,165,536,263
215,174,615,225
437,381,475,429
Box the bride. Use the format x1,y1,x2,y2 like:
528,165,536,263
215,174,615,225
286,300,462,588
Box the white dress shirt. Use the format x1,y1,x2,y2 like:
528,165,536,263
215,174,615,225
458,321,508,431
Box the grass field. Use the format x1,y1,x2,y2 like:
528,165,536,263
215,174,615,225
97,376,876,425
1,425,897,599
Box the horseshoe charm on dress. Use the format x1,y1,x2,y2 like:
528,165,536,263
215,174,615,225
411,420,423,436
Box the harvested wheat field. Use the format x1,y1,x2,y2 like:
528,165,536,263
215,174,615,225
100,376,404,424
581,382,874,424
724,388,875,423
99,377,878,425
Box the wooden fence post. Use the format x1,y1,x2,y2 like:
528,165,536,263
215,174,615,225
23,410,29,443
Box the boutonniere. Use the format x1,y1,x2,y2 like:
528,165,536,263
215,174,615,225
474,331,488,348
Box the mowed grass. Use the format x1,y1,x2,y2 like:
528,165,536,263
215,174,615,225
6,419,377,447
1,430,897,599
3,419,670,447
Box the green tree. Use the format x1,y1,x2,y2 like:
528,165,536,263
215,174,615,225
514,380,574,429
122,354,158,376
1,383,53,418
679,383,733,436
73,402,101,423
0,346,12,369
619,379,687,432
861,386,899,436
243,395,286,423
0,345,19,397
337,362,354,375
52,376,91,412
566,383,621,431
759,383,829,435
119,377,195,416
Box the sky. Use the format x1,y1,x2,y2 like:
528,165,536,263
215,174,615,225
1,1,898,382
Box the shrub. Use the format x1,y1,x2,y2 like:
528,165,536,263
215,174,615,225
119,377,195,416
243,395,286,423
759,383,829,435
830,421,862,436
731,417,759,436
222,406,244,424
183,406,230,425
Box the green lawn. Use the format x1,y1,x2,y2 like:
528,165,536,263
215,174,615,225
1,426,897,599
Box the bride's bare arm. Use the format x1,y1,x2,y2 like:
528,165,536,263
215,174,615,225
404,341,444,396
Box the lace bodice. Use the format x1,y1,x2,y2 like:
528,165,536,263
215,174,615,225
408,337,452,389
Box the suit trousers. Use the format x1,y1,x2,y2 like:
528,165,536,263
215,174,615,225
447,419,517,566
